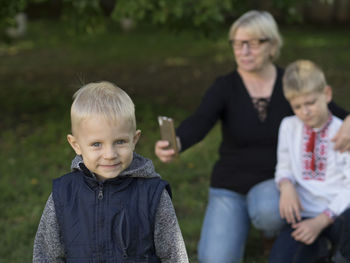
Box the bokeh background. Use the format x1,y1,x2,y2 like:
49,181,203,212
1,0,350,262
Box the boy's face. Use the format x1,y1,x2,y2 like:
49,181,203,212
67,115,141,181
289,87,332,129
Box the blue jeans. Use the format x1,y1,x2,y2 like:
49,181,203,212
197,179,285,263
269,209,350,263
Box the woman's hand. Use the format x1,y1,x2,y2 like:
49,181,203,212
291,214,332,245
154,140,177,163
279,180,303,224
332,115,350,153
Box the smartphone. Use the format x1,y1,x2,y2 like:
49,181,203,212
158,116,179,156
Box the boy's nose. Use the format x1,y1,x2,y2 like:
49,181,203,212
103,147,117,159
301,106,310,115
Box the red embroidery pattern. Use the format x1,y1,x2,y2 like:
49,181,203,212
302,117,332,181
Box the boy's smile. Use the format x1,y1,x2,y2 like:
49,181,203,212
67,115,140,181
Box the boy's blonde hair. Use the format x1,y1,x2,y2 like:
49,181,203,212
228,10,283,61
70,81,136,135
283,60,327,101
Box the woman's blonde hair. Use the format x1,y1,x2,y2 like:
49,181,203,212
228,10,283,61
283,60,327,101
70,81,136,135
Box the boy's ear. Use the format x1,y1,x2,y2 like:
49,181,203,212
325,85,332,103
67,134,82,155
133,129,141,146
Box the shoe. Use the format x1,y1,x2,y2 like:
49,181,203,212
315,237,333,263
332,250,349,263
315,258,333,263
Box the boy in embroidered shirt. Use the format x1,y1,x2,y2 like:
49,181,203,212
33,81,188,263
269,60,350,263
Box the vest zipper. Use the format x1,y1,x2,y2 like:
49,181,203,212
98,184,103,200
96,182,104,261
119,210,128,259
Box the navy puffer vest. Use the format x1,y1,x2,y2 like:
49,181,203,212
52,170,170,263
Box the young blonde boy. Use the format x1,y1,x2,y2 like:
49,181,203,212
269,60,350,262
33,81,188,262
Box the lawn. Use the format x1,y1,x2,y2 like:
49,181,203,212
0,20,349,262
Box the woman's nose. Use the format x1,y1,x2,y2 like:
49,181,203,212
241,43,250,54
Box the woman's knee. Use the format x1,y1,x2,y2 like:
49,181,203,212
247,179,284,232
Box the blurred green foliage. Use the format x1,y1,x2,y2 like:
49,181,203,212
1,0,313,39
0,0,26,33
111,0,237,34
60,0,311,34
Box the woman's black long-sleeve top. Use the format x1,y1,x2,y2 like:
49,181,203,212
176,67,348,194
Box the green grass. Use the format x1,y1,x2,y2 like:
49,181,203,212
0,20,349,262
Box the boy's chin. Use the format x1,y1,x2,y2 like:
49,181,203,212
96,172,121,181
305,120,325,129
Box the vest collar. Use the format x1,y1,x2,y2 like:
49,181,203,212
79,162,133,191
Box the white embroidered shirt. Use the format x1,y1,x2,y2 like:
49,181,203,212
275,115,350,218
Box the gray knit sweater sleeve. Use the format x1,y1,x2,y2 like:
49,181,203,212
33,194,65,262
154,189,189,263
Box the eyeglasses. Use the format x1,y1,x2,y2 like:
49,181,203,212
229,38,269,50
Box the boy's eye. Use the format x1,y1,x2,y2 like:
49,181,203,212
91,142,101,147
116,140,126,145
306,100,316,106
